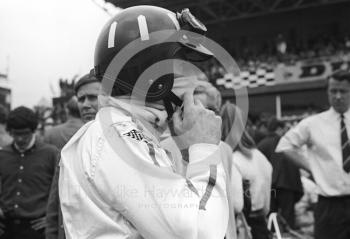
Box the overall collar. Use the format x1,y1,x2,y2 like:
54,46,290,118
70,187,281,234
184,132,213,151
99,96,168,142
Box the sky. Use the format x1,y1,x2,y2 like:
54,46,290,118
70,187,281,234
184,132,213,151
0,0,119,108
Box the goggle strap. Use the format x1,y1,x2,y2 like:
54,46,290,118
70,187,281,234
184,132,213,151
164,91,183,120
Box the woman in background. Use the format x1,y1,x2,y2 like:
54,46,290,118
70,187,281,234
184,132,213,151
221,102,273,239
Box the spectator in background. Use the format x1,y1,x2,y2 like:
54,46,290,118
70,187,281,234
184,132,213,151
0,105,11,148
45,74,101,239
221,103,272,239
252,119,269,145
258,117,303,229
276,34,287,56
294,169,318,237
344,35,350,50
257,117,285,161
276,69,350,239
74,73,101,123
0,106,58,239
44,97,83,150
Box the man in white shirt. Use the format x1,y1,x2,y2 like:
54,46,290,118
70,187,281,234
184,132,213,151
276,69,350,239
59,6,229,239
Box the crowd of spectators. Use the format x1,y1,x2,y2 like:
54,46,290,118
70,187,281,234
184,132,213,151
202,34,350,82
0,74,99,239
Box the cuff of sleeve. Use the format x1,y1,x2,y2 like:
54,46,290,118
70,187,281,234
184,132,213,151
188,143,219,165
275,137,293,153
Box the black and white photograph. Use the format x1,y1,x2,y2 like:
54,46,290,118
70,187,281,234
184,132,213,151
0,0,350,238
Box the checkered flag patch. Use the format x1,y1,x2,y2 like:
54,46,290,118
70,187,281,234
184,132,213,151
123,129,145,141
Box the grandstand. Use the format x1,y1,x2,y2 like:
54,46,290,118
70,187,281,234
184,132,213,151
106,0,350,118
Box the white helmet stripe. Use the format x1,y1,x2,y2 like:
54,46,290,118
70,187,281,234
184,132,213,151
108,21,117,48
167,13,180,30
137,15,150,41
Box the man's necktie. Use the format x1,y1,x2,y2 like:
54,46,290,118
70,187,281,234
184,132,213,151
340,114,350,173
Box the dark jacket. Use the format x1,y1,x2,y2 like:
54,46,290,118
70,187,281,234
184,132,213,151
0,140,58,219
258,133,303,193
44,118,83,150
45,163,64,239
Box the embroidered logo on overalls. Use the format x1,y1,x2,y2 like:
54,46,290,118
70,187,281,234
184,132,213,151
123,129,146,142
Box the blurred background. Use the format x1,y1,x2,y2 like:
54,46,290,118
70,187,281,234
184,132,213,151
0,0,349,129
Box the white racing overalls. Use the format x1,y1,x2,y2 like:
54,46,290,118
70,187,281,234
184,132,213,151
59,105,229,239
